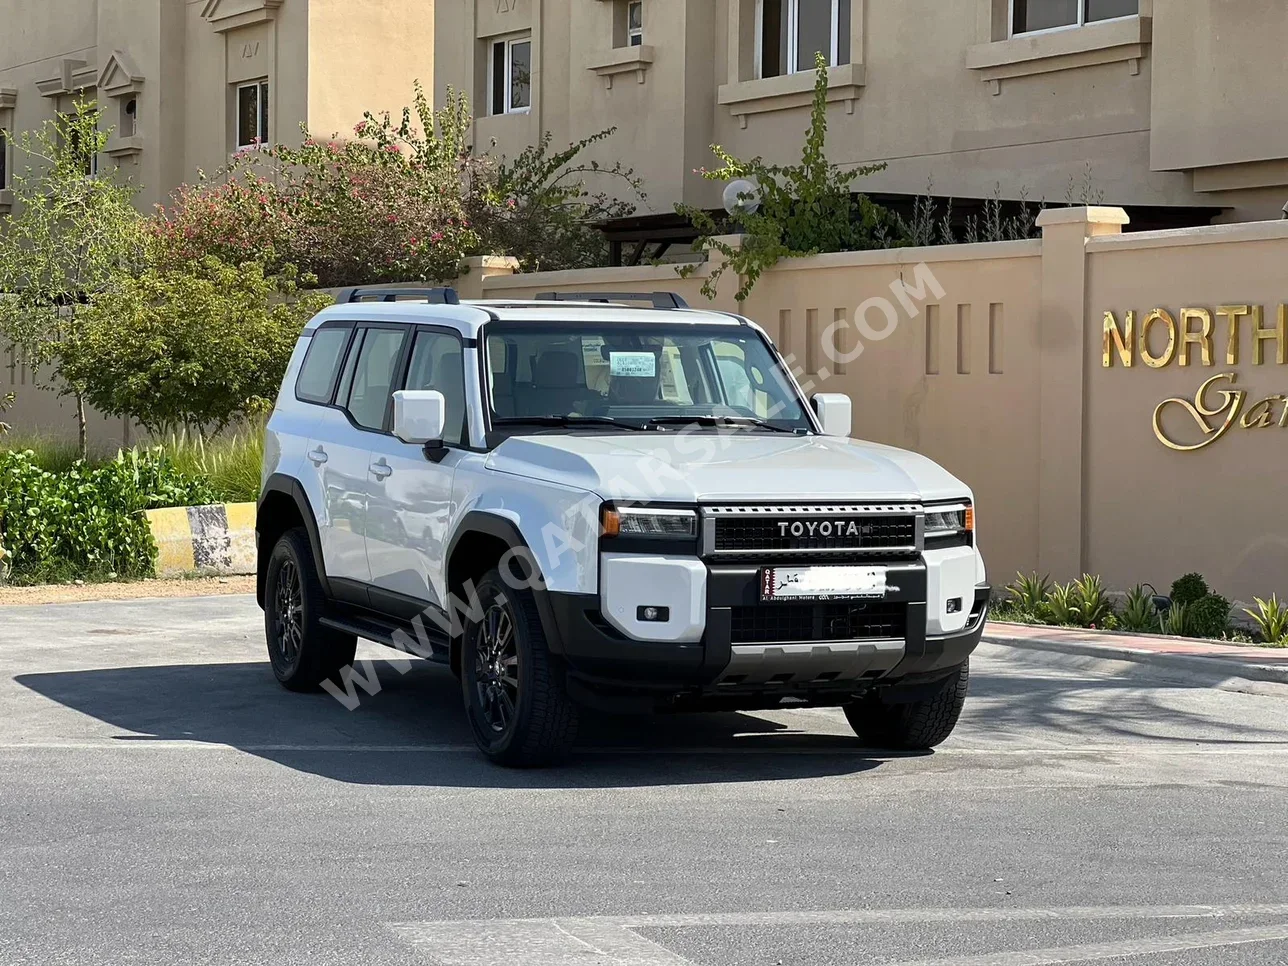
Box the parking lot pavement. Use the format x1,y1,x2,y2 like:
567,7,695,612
3,595,1288,966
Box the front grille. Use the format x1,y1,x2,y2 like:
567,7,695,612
713,516,916,554
730,602,907,644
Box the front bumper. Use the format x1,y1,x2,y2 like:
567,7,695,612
542,561,989,699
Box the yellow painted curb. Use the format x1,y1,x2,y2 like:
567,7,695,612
144,502,257,577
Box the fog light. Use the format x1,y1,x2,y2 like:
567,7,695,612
946,597,962,614
637,606,670,622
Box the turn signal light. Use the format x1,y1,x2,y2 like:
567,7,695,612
601,507,621,537
964,507,975,532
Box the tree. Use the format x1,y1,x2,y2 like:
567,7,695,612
0,102,145,456
60,258,332,439
678,54,897,301
152,82,645,284
153,84,481,288
469,128,644,272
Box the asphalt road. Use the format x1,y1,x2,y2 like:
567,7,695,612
3,595,1288,966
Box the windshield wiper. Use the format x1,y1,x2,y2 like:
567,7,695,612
493,415,654,431
644,415,802,434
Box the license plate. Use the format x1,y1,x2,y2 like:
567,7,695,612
760,566,887,602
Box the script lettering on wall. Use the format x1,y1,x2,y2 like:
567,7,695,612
1103,305,1288,451
495,0,514,12
241,42,261,59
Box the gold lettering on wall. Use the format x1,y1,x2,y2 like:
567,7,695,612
1140,309,1177,368
1153,373,1246,452
1253,305,1287,365
1105,303,1288,451
1178,308,1213,367
1217,305,1250,365
1103,311,1134,368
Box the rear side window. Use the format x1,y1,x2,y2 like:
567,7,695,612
405,330,467,445
295,327,351,404
345,327,408,431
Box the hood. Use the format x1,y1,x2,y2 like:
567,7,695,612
483,432,972,504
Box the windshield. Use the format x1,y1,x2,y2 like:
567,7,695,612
483,322,815,432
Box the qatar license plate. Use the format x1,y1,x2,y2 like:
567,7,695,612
760,566,887,602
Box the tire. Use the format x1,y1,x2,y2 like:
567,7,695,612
461,568,579,767
843,661,969,750
263,527,357,692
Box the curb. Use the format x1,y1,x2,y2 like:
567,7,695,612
145,503,256,577
982,625,1288,694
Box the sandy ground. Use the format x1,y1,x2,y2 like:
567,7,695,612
0,575,256,607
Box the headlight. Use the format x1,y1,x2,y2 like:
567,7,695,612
601,505,697,538
925,506,974,534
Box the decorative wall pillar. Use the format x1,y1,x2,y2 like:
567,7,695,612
1034,206,1130,580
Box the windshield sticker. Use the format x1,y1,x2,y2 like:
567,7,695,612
609,351,656,378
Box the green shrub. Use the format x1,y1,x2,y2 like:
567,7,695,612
1044,582,1079,626
1170,572,1209,607
0,448,214,585
1159,601,1190,637
1006,572,1051,621
0,434,91,474
1119,584,1158,633
1245,595,1288,647
1071,574,1114,628
1187,593,1232,640
678,53,897,300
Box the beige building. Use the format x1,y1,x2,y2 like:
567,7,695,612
0,0,435,214
436,0,1288,231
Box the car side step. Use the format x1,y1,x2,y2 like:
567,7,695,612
321,612,450,664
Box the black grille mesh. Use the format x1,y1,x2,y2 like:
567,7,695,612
730,603,907,644
714,516,915,553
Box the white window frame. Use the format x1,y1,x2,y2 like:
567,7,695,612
235,80,269,149
627,1,644,46
489,34,533,116
1009,0,1138,38
754,0,846,79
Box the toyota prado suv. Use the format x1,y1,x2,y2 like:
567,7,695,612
256,288,990,767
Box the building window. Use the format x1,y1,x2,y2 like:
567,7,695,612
0,129,8,190
120,98,138,138
490,35,532,115
236,81,269,148
627,1,644,45
758,0,851,78
66,120,99,177
1012,0,1137,35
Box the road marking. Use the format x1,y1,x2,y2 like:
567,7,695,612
894,922,1288,965
392,908,1288,966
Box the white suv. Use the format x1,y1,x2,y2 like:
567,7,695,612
257,288,989,766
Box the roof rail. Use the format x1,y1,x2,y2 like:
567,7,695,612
337,286,461,305
534,291,690,309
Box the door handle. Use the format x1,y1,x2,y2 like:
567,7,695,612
307,447,328,465
370,459,393,480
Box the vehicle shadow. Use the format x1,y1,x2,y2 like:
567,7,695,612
15,658,895,788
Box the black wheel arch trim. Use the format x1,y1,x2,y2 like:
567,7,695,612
446,510,566,655
258,473,332,606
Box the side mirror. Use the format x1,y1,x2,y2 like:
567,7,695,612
392,389,446,446
811,392,852,437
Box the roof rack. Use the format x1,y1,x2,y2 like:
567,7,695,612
337,286,461,305
534,291,690,309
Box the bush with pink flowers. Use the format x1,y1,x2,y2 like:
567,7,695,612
152,83,643,286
